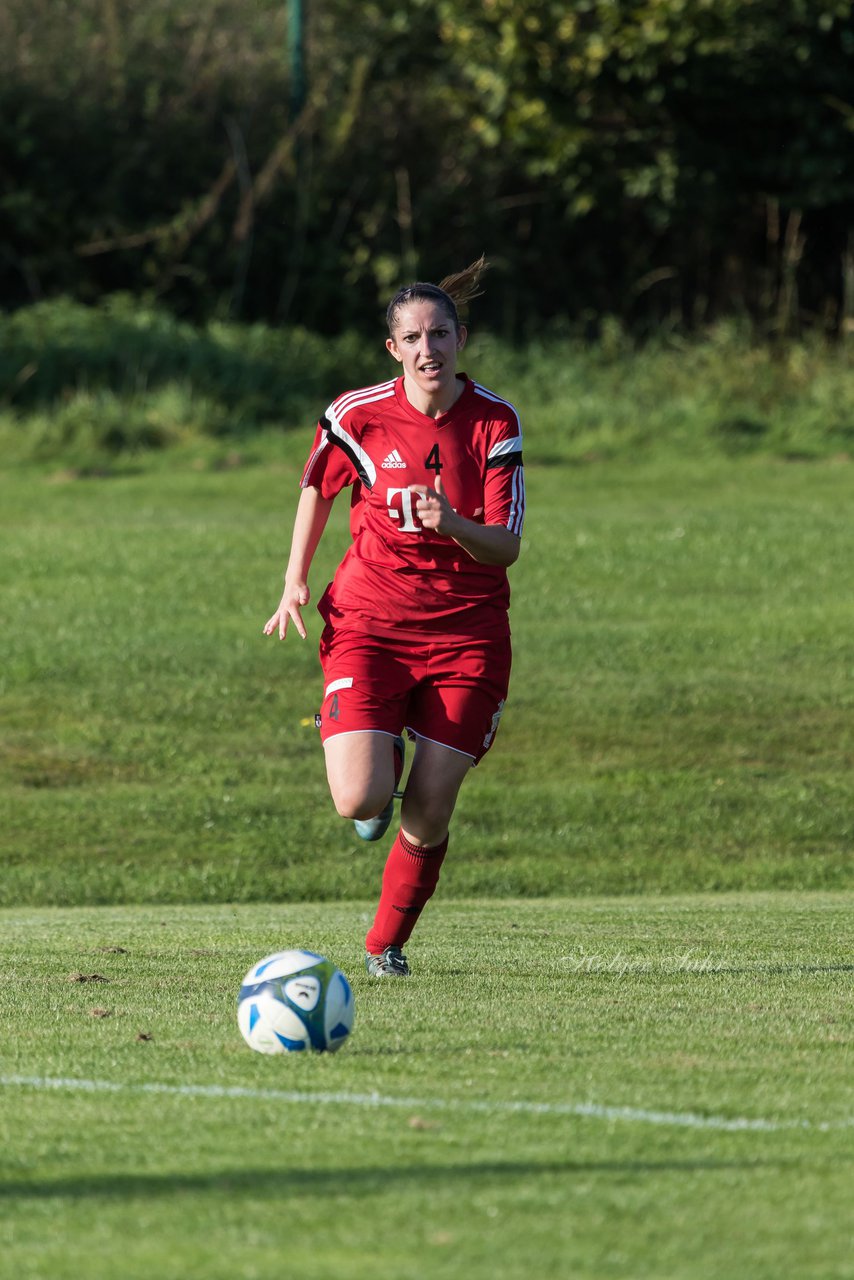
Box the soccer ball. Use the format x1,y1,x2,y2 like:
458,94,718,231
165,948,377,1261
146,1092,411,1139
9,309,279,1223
237,949,355,1054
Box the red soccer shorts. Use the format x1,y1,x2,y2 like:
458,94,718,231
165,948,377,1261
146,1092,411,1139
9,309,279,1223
317,626,512,763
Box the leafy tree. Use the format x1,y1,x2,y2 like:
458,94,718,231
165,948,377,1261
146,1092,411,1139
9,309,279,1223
0,0,851,333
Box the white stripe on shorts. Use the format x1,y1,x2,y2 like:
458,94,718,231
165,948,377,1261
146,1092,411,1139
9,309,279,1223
324,677,354,697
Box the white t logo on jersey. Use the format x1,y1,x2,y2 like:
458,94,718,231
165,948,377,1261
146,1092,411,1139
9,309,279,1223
386,487,419,532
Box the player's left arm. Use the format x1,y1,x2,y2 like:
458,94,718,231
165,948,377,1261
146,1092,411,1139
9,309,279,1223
411,474,522,566
412,411,525,565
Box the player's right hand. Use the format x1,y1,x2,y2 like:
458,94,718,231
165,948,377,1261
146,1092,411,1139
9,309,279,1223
263,583,310,640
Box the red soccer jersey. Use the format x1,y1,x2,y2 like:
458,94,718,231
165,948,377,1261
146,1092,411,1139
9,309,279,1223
300,373,525,641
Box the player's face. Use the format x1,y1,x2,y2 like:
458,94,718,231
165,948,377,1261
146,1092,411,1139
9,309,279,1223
386,301,467,401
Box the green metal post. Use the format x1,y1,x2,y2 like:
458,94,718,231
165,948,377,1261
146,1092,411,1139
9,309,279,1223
288,0,307,121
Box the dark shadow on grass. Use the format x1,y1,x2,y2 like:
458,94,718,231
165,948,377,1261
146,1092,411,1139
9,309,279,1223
47,464,147,481
1,1156,843,1202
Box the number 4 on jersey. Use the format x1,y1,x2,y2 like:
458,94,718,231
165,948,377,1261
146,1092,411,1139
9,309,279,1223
424,443,443,475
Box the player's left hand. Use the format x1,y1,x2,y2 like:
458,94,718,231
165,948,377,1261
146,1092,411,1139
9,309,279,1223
410,475,458,536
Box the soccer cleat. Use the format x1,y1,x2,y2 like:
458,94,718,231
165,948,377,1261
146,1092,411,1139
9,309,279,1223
353,735,405,842
364,946,410,978
353,797,395,843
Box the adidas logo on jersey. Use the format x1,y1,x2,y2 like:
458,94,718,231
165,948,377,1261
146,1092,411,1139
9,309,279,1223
381,449,407,470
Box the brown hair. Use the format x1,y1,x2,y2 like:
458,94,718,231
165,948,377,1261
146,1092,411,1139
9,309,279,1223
386,254,489,335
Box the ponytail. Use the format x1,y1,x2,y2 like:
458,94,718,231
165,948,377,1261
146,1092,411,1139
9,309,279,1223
438,255,489,311
386,255,490,334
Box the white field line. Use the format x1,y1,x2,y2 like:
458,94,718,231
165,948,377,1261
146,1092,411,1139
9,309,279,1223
1,1074,850,1133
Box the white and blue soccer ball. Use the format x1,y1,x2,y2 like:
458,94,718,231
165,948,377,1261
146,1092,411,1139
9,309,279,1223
237,950,354,1054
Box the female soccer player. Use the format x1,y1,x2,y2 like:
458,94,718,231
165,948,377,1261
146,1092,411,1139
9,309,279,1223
264,258,525,977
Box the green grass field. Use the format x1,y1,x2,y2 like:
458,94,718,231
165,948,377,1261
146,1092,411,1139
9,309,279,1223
1,446,852,902
2,318,853,1276
1,895,851,1280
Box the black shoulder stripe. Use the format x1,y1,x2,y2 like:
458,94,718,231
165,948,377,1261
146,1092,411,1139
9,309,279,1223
485,450,524,469
321,415,374,489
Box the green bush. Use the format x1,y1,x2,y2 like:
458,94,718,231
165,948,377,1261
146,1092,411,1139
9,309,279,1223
1,297,852,464
0,296,388,458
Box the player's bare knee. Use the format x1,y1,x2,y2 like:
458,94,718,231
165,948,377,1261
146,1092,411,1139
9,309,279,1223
400,797,455,845
330,782,388,822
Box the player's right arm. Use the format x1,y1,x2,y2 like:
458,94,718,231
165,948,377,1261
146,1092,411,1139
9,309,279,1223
264,485,335,640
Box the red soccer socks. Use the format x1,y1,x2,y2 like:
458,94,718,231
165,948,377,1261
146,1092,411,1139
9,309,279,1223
365,829,449,953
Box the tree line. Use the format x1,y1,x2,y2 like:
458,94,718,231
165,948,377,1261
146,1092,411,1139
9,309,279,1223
1,0,852,337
